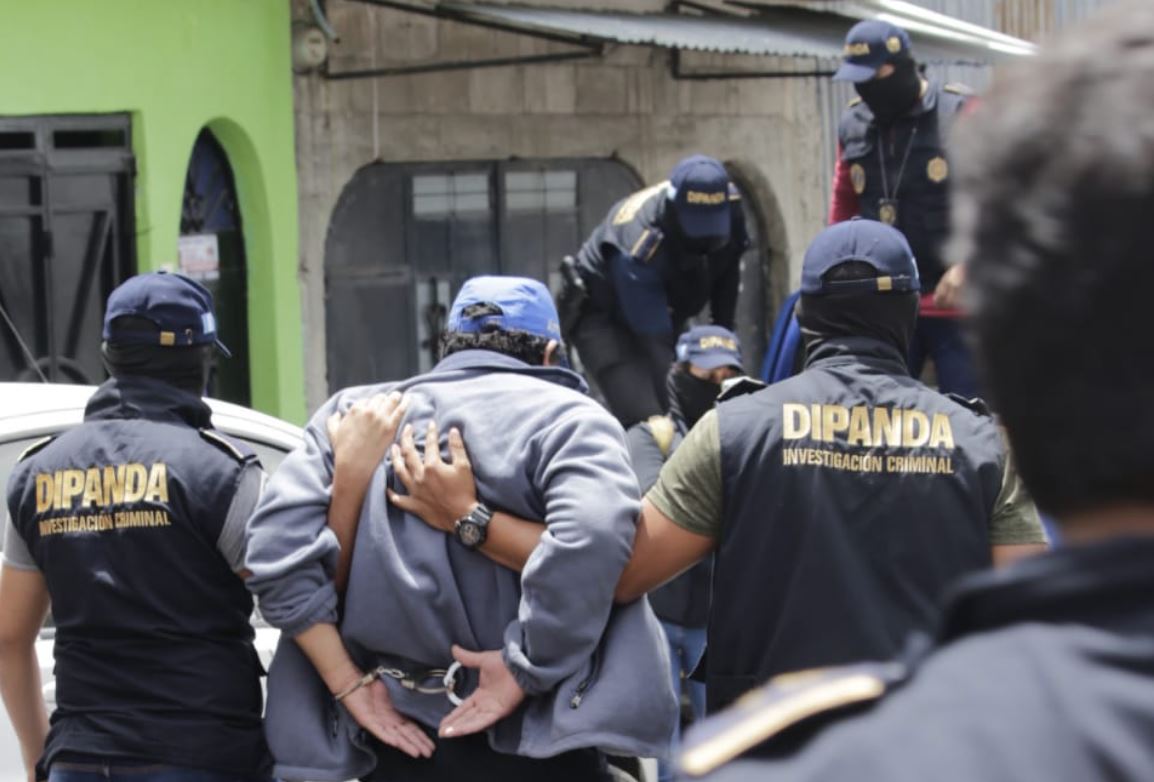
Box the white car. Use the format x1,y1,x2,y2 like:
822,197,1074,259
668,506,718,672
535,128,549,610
0,382,302,782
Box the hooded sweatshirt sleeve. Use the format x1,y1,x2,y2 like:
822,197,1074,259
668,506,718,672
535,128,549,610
243,395,343,637
502,405,641,694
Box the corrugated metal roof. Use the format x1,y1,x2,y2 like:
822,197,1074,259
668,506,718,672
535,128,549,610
440,3,1029,65
440,3,847,58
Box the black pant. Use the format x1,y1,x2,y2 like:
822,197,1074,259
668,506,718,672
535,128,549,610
363,730,611,782
571,314,672,428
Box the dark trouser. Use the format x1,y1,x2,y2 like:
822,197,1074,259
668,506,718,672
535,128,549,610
571,314,672,428
363,730,611,782
908,316,979,399
48,761,269,782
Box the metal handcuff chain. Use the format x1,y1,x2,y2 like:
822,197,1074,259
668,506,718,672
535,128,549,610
336,661,465,706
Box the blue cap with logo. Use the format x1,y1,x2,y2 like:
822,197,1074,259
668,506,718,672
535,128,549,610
103,270,231,356
801,218,920,296
667,154,732,240
834,20,912,83
676,325,743,371
447,275,562,342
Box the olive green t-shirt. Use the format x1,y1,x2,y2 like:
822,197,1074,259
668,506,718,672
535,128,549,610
647,409,1047,545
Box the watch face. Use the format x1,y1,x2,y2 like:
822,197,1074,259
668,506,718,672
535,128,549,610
458,521,483,548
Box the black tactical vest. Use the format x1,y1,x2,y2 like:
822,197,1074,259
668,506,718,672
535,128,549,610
839,82,969,290
706,337,1001,712
574,181,749,333
7,377,269,775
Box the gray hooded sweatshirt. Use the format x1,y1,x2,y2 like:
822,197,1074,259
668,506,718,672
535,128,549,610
244,350,678,781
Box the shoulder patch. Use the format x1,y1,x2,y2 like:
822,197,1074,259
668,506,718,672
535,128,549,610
943,82,975,96
945,393,991,417
199,429,256,464
630,227,663,263
646,415,677,458
717,376,765,402
848,95,863,107
727,182,742,202
680,663,901,777
17,435,56,463
613,182,668,226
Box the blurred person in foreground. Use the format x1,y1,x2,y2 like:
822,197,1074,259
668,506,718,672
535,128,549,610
677,3,1154,778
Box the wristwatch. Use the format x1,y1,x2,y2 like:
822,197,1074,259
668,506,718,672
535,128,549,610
454,502,493,550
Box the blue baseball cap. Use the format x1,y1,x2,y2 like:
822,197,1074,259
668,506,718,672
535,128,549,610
447,275,562,342
801,219,920,295
833,20,912,83
103,271,231,356
676,325,743,371
668,155,732,240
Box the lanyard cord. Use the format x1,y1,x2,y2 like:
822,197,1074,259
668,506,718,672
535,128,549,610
877,118,921,202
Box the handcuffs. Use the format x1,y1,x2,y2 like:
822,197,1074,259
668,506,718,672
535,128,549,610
335,660,465,706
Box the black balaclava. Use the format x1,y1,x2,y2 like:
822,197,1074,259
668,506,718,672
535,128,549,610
796,290,919,363
102,342,213,396
667,363,724,428
854,56,923,124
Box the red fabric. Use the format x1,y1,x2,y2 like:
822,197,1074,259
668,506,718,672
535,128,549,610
829,144,860,224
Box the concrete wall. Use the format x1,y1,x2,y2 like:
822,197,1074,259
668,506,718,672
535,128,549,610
0,0,306,421
290,0,1106,410
293,0,831,409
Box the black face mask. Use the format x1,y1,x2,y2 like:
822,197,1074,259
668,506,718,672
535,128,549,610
102,342,213,396
854,57,922,124
795,291,919,360
667,365,722,428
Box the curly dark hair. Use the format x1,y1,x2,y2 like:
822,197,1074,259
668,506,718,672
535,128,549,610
439,327,565,367
952,0,1154,517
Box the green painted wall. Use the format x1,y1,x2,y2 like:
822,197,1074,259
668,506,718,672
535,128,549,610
0,0,305,422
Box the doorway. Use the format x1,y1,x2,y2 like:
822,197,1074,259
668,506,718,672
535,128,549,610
180,129,251,405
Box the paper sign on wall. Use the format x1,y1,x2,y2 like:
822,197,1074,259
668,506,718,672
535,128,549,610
178,234,220,281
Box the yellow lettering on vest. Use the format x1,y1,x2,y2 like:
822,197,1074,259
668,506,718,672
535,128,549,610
929,414,956,449
902,411,930,447
873,408,902,447
144,463,169,504
123,464,148,502
811,404,823,441
35,473,54,513
53,471,64,511
847,406,872,446
821,405,850,443
60,469,85,509
80,468,104,508
783,404,810,439
103,466,125,505
34,475,54,516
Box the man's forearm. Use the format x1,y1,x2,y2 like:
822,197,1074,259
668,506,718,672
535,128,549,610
0,644,48,774
329,461,376,594
477,512,544,572
294,622,365,695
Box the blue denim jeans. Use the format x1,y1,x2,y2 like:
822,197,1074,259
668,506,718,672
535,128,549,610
659,621,707,782
48,761,268,782
908,316,979,399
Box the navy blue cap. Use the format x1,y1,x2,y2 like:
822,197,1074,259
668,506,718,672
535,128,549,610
668,155,732,240
833,20,911,83
801,219,920,295
676,325,743,371
103,271,231,356
447,275,562,342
